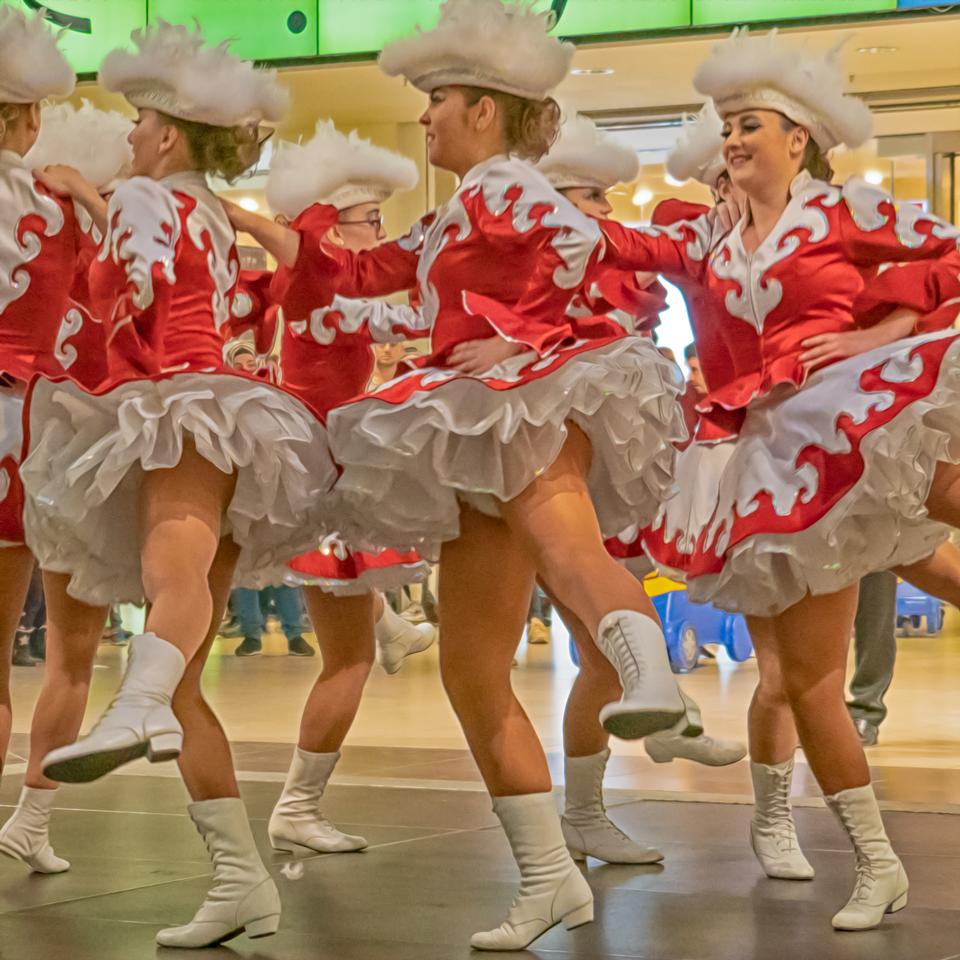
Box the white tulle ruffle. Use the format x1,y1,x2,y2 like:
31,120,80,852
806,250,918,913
327,336,685,559
21,373,336,605
645,330,960,617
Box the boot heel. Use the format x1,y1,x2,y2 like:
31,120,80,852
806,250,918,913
563,901,594,930
566,846,586,862
147,732,182,762
245,914,280,939
887,891,908,914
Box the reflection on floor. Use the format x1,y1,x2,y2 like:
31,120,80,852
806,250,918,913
1,607,959,957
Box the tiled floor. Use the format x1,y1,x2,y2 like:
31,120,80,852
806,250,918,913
1,611,959,957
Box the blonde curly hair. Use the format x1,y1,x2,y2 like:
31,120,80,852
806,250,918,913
160,112,262,183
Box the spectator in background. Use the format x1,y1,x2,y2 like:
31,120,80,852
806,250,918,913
369,341,410,389
225,340,258,375
232,586,314,658
12,565,45,666
678,343,707,448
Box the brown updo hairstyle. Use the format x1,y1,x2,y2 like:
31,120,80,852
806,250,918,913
0,102,22,142
779,115,834,182
160,112,261,183
460,86,561,162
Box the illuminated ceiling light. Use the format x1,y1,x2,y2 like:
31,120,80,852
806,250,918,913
570,67,615,76
238,197,260,212
864,169,885,186
857,46,898,55
664,173,685,187
633,187,654,206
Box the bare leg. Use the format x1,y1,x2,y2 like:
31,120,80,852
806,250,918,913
746,616,797,765
0,545,34,774
554,594,616,759
141,440,237,661
296,588,375,753
173,536,242,802
895,540,960,608
925,461,960,527
25,573,108,788
770,586,867,795
438,506,547,796
498,424,659,635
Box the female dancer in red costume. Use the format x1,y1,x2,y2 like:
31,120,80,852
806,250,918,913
533,111,746,865
600,29,960,931
0,13,113,876
229,119,437,856
19,22,335,947
231,0,688,948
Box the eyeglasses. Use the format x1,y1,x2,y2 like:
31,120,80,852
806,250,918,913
338,214,384,230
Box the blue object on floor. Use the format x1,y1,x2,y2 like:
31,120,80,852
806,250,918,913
568,581,754,674
895,581,944,636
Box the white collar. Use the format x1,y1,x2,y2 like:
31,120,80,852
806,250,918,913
460,153,510,188
0,149,25,169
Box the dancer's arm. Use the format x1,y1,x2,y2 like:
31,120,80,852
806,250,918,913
34,163,108,235
839,179,960,266
798,307,920,375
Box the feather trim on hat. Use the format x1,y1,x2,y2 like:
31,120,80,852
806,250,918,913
99,20,288,128
266,120,419,219
379,0,573,100
0,7,74,105
27,101,133,189
537,112,638,191
694,27,872,151
666,103,725,187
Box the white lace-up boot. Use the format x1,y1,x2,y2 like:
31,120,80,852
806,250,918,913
562,749,663,864
156,798,281,948
825,785,908,931
375,603,436,675
42,632,185,783
750,758,815,880
0,787,70,873
595,611,685,740
268,748,367,853
470,792,593,951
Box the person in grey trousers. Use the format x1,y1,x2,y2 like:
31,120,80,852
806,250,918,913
847,571,899,746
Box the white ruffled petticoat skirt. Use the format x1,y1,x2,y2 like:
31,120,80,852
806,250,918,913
642,330,960,618
20,372,336,605
326,335,685,560
0,389,24,547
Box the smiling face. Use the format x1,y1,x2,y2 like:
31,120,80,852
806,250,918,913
720,109,808,197
561,186,612,219
419,86,479,172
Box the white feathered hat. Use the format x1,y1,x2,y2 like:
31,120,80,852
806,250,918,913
694,28,873,152
26,101,133,189
99,20,288,128
666,103,726,188
0,7,74,104
536,112,638,191
267,120,419,219
379,0,573,100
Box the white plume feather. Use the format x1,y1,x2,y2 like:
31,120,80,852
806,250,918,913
694,27,872,151
99,20,288,128
379,0,573,100
266,120,419,219
27,102,133,189
666,103,725,186
0,6,74,104
537,112,638,190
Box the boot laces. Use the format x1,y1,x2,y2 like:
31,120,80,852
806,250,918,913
763,769,800,854
603,619,643,688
